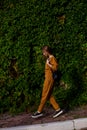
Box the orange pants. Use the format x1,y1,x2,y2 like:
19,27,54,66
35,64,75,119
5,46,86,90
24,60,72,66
38,77,60,112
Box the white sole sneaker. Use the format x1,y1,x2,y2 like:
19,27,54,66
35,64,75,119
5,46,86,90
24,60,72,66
53,110,63,118
32,113,43,119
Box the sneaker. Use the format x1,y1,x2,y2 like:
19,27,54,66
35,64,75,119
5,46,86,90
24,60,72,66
32,111,43,119
53,109,63,118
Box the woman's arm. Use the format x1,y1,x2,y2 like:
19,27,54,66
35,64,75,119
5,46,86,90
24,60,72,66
47,56,58,71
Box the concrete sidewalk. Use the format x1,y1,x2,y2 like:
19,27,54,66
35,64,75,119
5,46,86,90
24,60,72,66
0,118,87,130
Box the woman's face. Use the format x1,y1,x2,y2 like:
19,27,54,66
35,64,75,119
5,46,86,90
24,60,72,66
42,50,48,57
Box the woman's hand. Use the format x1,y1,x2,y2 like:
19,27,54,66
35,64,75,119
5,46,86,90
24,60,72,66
47,59,52,68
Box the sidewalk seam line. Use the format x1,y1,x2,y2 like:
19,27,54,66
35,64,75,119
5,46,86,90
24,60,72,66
72,120,75,130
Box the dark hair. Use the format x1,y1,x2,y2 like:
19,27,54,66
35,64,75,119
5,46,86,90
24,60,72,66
42,45,52,54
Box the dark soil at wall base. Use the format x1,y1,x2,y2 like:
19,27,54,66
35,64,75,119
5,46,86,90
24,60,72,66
0,105,87,128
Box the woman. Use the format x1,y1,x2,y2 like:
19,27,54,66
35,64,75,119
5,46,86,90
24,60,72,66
32,46,63,118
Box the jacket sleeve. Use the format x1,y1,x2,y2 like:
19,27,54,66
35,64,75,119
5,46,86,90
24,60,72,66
50,56,58,71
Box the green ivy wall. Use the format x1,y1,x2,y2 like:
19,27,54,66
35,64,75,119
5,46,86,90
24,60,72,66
0,0,87,113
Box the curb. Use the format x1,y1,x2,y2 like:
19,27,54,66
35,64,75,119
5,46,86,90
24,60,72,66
0,118,87,130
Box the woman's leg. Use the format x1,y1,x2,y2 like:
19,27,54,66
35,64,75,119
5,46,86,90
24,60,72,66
50,95,60,110
38,78,54,112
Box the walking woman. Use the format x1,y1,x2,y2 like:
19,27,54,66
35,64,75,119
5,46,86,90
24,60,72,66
32,46,63,118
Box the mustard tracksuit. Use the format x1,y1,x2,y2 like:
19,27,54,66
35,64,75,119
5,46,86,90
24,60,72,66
38,55,60,112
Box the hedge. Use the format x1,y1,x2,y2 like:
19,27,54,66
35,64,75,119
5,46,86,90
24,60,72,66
0,0,87,113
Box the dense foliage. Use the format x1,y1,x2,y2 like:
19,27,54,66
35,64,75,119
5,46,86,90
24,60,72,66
0,0,87,113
